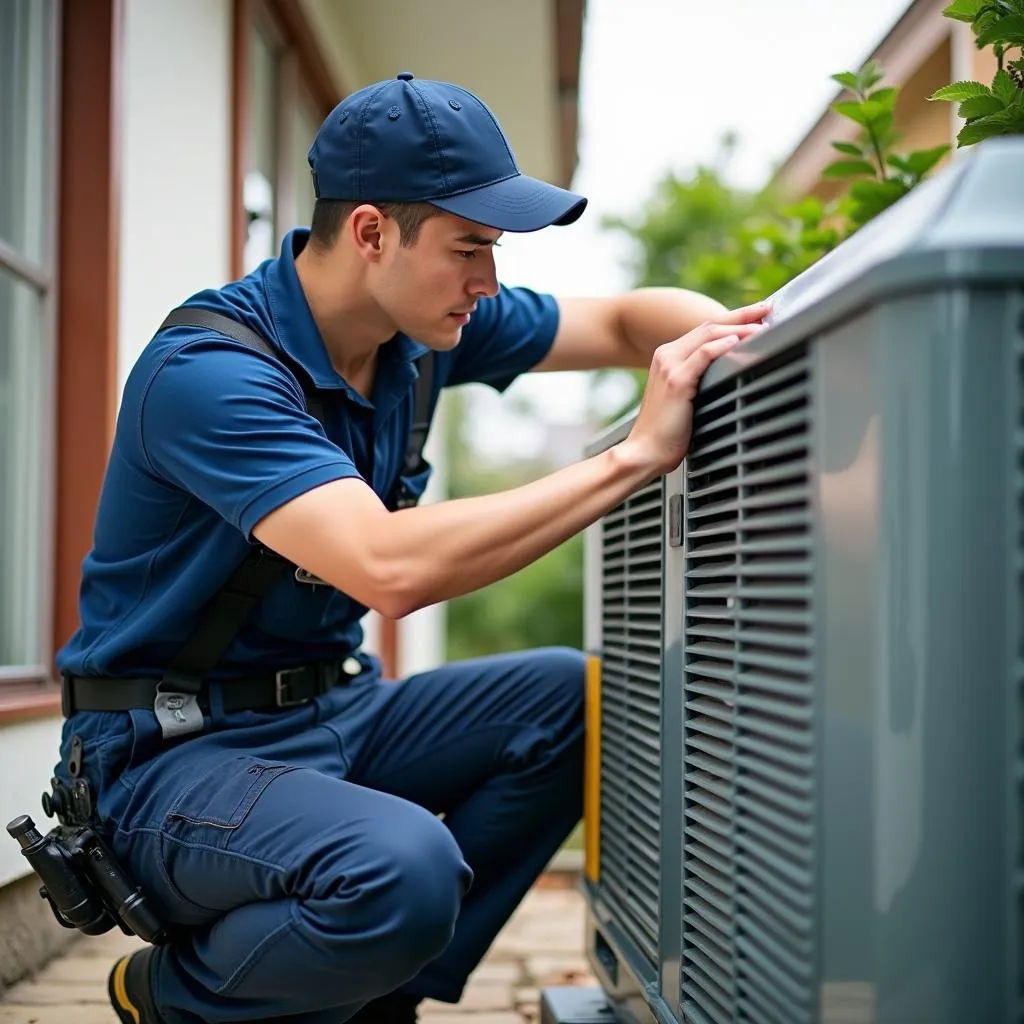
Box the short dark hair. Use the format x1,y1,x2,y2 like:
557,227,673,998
309,199,442,251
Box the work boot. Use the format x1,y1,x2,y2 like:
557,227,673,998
108,947,164,1024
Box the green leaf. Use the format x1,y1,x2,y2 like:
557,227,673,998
942,0,984,20
959,93,1007,117
858,59,886,90
868,111,896,141
859,99,894,123
886,154,912,173
976,14,1024,45
868,86,900,108
930,79,993,101
822,158,878,178
992,67,1020,103
831,71,860,90
956,107,1024,144
903,144,951,177
831,141,864,155
832,100,870,125
848,178,911,226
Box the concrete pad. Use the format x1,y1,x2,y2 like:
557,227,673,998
0,980,107,1005
0,1006,117,1023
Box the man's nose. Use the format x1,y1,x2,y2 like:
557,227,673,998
468,254,499,299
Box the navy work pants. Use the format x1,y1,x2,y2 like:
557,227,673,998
64,646,585,1023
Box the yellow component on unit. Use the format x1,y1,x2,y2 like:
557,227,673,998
584,653,601,883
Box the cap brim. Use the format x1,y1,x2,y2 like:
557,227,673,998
429,173,587,233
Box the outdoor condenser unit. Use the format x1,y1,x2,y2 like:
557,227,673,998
542,137,1024,1024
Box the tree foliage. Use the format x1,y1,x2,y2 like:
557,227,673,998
443,389,585,661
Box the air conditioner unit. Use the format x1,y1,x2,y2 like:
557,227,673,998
543,137,1024,1024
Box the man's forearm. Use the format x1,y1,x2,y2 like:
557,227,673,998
617,287,729,366
383,442,655,614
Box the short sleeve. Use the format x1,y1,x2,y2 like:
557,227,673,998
445,285,560,392
139,337,361,537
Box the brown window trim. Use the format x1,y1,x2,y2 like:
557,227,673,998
0,682,62,725
1,0,123,727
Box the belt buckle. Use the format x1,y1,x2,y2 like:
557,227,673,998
274,667,313,707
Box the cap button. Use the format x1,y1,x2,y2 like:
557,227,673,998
397,71,414,81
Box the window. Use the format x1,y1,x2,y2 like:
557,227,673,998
0,0,57,683
239,2,334,276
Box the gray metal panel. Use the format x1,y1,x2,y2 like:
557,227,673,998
1009,293,1023,1024
815,287,1021,1022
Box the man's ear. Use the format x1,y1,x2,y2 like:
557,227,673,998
348,205,388,263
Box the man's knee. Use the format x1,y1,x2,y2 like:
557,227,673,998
317,804,471,983
532,646,586,720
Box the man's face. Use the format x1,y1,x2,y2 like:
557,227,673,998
370,211,502,349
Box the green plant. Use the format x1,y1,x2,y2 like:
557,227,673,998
823,60,951,229
929,0,1024,145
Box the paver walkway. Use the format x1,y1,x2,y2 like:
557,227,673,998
0,878,596,1024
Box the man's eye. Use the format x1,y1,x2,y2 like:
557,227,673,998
456,250,477,259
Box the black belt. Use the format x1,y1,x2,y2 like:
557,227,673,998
63,657,363,717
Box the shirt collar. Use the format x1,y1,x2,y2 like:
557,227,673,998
263,228,429,395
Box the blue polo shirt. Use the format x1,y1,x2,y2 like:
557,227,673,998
57,229,559,680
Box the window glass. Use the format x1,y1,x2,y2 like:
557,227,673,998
0,268,47,668
0,0,52,265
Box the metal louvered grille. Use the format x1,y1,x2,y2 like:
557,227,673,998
600,477,664,969
680,344,816,1024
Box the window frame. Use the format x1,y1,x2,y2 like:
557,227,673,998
0,0,61,698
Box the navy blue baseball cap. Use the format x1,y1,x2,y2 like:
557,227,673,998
307,72,587,233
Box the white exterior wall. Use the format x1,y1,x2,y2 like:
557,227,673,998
118,0,233,389
0,719,62,885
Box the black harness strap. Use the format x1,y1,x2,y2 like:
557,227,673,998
145,306,436,738
394,348,435,509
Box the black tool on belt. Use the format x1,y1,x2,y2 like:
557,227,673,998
6,738,169,945
5,306,438,943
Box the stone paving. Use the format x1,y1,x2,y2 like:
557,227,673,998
0,877,596,1024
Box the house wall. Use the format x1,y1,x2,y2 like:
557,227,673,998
119,0,234,386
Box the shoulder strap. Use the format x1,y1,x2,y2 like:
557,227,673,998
393,352,436,510
159,306,327,427
153,307,307,735
150,306,437,736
